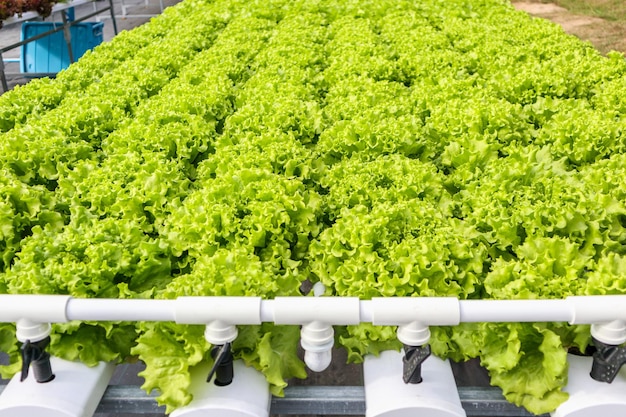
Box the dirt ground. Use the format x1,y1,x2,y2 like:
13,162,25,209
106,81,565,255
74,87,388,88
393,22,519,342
512,1,626,54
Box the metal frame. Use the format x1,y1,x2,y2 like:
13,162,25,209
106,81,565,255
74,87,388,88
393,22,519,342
118,0,164,19
0,0,118,92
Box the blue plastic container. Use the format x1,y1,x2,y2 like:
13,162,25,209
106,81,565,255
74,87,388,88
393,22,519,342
20,21,103,73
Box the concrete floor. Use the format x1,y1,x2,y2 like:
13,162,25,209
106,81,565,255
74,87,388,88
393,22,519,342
0,0,181,92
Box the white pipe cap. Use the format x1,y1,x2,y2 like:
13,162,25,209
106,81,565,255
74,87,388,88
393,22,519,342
591,320,626,345
304,350,332,373
397,322,430,347
15,320,51,343
204,321,238,345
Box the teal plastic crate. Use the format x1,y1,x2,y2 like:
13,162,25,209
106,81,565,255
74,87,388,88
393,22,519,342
20,21,103,73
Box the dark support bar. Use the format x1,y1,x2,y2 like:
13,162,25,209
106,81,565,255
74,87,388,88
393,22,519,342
60,11,75,64
0,383,548,416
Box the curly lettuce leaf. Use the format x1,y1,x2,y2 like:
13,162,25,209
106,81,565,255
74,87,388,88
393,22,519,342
238,324,307,396
50,322,137,366
132,323,209,414
483,324,569,415
338,324,401,363
0,323,20,379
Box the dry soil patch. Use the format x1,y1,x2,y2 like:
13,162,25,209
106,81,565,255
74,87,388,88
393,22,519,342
513,1,626,54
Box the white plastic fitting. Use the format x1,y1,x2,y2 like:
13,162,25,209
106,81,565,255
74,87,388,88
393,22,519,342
590,320,626,345
369,297,460,326
3,294,626,331
205,320,238,345
397,321,430,347
552,354,626,417
271,284,349,373
568,296,626,325
67,299,176,322
15,319,51,343
0,295,70,324
312,282,326,297
171,360,271,417
300,321,334,372
177,297,263,346
175,297,262,325
0,357,114,417
270,290,358,372
460,299,571,323
270,297,360,325
364,350,466,417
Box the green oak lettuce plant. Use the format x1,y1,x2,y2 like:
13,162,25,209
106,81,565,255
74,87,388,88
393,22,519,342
1,0,626,414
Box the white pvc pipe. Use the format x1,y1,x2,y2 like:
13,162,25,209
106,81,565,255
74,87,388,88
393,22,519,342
260,300,275,322
458,297,626,324
568,296,626,324
294,283,337,373
368,297,461,326
0,295,70,323
303,349,332,373
175,297,262,325
66,299,177,322
312,282,326,297
359,300,374,323
271,297,361,325
1,295,626,326
459,299,573,323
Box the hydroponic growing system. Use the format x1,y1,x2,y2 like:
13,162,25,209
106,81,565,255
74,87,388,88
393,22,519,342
1,0,626,416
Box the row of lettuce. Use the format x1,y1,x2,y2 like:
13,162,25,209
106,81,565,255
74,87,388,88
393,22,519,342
2,0,626,414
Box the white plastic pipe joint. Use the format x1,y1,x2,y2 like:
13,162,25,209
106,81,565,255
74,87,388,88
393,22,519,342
397,321,431,347
368,297,461,327
270,284,359,373
367,297,461,386
302,283,333,372
0,295,70,324
173,296,265,345
15,319,51,344
178,297,264,387
591,320,626,346
300,321,334,372
204,320,238,345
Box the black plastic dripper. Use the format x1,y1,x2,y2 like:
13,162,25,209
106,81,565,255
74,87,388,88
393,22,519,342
590,337,626,383
207,342,234,386
20,337,55,383
402,344,431,384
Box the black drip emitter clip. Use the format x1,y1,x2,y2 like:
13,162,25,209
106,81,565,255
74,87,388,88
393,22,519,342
402,344,431,384
207,342,234,386
590,337,626,383
20,337,55,383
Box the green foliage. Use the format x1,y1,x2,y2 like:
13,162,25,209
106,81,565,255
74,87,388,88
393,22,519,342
1,0,626,414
